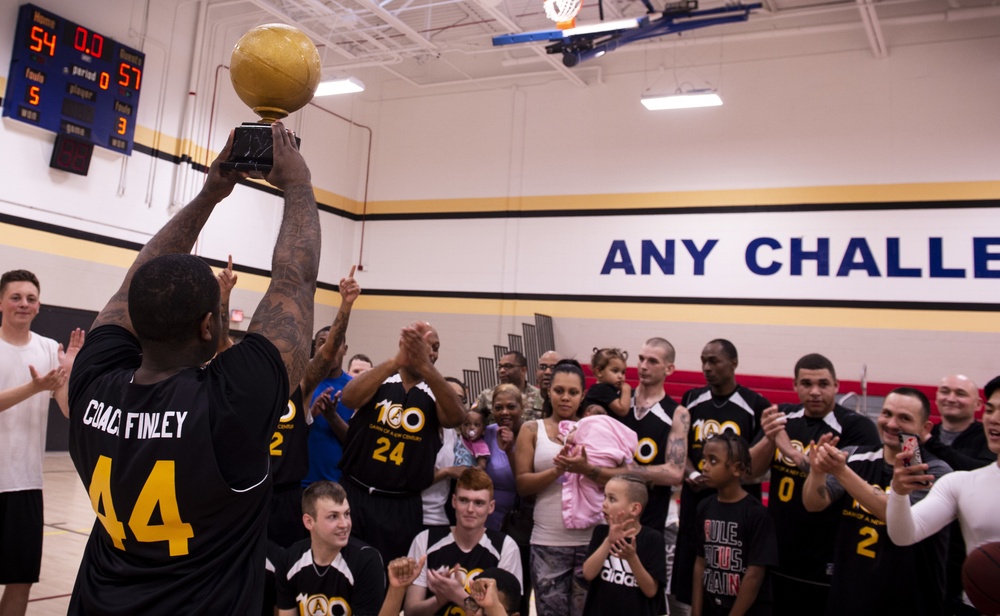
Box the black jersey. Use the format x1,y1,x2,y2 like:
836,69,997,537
673,386,770,604
695,494,778,616
271,385,310,488
274,537,385,616
408,526,523,615
766,404,880,584
583,524,666,616
339,374,442,493
67,325,288,615
824,446,950,616
679,386,769,535
616,395,678,529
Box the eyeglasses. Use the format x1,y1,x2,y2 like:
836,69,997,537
498,363,523,371
537,364,556,372
463,597,484,615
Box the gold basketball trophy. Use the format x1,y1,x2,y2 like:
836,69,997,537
222,24,321,176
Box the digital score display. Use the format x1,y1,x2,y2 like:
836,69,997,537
2,3,145,155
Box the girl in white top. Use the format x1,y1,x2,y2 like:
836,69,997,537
886,375,1000,595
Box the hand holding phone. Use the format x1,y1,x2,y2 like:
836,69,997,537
899,432,930,486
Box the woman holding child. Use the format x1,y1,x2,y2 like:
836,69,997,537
514,360,596,616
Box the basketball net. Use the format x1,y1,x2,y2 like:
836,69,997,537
544,0,583,29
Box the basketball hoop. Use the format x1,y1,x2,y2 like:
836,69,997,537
544,0,583,29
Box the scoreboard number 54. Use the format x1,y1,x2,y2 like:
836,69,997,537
88,455,194,556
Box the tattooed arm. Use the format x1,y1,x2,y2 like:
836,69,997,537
300,270,360,401
216,255,237,355
92,132,245,333
246,123,321,391
632,405,689,487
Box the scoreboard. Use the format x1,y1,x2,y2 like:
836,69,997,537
2,3,145,155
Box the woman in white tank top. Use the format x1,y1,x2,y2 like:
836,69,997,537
514,361,595,616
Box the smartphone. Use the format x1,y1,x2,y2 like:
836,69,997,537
899,432,930,486
898,432,923,467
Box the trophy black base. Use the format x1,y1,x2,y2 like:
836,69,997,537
220,122,300,178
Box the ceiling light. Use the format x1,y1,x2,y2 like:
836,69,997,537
561,17,646,37
315,77,365,96
641,90,722,110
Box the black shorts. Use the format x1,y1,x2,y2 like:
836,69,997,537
0,489,43,584
343,477,422,563
268,485,307,549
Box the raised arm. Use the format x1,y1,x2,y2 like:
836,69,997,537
341,358,399,410
0,366,64,412
379,556,426,616
749,405,783,480
92,132,245,333
301,267,360,400
53,328,85,416
246,123,321,390
215,255,237,355
398,322,464,428
886,449,949,546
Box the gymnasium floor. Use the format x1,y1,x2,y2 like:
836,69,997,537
4,453,91,615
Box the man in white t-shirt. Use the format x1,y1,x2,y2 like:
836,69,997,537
0,269,83,616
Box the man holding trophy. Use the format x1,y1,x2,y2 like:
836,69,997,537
66,24,323,615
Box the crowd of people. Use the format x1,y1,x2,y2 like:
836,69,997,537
1,124,999,616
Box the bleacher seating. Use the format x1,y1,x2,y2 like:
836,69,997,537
582,366,945,422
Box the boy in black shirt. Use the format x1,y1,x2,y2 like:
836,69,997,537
583,473,667,616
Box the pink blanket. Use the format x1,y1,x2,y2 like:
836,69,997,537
559,415,638,529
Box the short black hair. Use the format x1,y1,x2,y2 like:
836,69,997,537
984,376,1000,401
541,359,586,418
128,254,219,343
794,353,837,381
1,269,40,295
502,350,527,367
705,432,752,477
707,338,738,362
478,567,521,613
311,326,332,358
888,386,932,422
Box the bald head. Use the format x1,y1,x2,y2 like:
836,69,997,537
936,373,982,430
537,350,561,392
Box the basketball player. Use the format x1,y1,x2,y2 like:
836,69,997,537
672,339,769,610
338,320,465,562
750,353,880,616
595,337,687,613
404,468,521,615
802,388,951,615
273,481,385,615
67,124,320,614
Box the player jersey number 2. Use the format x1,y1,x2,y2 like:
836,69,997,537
88,455,194,556
372,437,405,465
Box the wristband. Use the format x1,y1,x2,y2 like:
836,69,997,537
688,471,701,481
